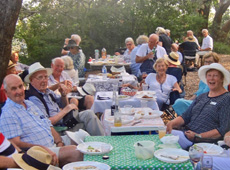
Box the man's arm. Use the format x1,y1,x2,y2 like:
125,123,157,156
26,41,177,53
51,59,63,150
0,157,19,168
9,136,37,148
136,52,153,63
185,129,221,141
51,127,65,147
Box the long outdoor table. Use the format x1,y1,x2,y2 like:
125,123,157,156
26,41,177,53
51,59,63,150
102,108,165,135
91,92,159,113
88,61,131,71
84,135,193,170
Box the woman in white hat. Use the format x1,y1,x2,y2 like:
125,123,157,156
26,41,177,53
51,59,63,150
145,58,182,110
167,63,230,150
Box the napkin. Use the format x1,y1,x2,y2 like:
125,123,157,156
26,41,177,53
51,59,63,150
110,66,126,73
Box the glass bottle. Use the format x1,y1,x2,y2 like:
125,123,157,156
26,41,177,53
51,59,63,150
102,48,107,60
95,49,99,61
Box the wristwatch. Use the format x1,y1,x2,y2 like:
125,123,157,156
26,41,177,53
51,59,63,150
195,134,202,138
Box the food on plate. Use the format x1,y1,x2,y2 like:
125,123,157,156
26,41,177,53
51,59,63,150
87,145,101,152
149,112,153,115
73,165,99,169
137,111,145,116
142,95,152,98
121,87,137,96
118,95,128,99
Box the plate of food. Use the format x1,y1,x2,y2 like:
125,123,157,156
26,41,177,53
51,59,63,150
135,108,163,119
105,115,134,124
118,95,130,100
154,148,189,163
195,143,224,155
63,161,111,170
135,91,156,101
77,142,113,155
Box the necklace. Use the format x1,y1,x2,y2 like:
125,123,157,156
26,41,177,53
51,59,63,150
156,74,166,84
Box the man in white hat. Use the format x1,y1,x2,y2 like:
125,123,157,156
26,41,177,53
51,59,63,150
25,62,103,135
0,74,83,167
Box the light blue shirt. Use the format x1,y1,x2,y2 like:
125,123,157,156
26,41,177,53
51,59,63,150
130,45,141,77
0,98,54,147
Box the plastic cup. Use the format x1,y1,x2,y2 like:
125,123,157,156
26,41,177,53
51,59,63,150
123,105,132,114
142,84,149,91
158,127,167,139
134,141,155,160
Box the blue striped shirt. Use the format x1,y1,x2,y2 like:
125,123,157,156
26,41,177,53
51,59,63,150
0,98,54,147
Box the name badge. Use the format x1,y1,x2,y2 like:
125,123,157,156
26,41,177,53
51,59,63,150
210,101,217,105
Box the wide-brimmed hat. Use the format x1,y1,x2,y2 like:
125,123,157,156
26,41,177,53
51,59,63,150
164,52,180,65
24,62,52,83
12,146,53,170
7,60,16,69
77,83,96,96
65,39,80,50
198,63,230,86
185,36,195,42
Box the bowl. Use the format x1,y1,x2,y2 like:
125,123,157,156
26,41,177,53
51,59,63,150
121,87,137,96
134,141,155,160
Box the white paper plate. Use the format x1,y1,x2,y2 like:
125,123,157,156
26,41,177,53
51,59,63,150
63,161,111,170
118,95,130,100
195,143,224,155
154,148,189,163
120,108,135,115
105,115,134,124
67,93,83,99
135,108,163,119
77,142,113,155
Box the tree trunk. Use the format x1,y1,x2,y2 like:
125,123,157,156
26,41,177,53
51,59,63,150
211,0,230,41
0,0,22,87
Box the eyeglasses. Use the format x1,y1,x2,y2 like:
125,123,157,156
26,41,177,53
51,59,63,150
35,75,49,81
204,61,214,64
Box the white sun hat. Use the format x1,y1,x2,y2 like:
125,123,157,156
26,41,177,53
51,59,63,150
198,63,230,86
24,62,52,83
77,83,96,96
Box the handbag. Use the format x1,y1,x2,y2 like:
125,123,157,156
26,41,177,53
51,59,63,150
62,110,79,129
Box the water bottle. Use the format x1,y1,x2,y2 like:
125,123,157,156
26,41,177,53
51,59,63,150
102,48,107,60
102,65,107,80
95,49,99,61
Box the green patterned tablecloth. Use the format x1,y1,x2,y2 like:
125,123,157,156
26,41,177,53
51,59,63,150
84,135,193,170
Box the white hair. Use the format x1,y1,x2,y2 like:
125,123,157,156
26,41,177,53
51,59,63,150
136,35,149,45
202,29,208,33
125,37,134,44
71,34,81,45
61,55,74,70
165,29,170,34
155,27,166,34
3,74,21,90
52,57,64,65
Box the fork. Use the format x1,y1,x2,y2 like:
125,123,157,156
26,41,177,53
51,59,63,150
131,120,142,126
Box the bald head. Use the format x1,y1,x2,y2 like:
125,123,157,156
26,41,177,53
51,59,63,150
51,57,65,77
171,43,178,52
148,34,159,49
3,74,25,104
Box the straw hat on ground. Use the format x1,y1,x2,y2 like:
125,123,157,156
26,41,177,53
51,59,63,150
7,60,16,69
198,63,230,87
24,62,52,83
164,52,181,66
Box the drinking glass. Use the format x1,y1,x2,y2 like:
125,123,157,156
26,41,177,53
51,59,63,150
201,155,213,170
189,145,204,170
158,126,167,139
142,83,149,91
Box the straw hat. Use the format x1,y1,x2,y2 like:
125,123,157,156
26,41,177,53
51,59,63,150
77,83,96,96
7,60,16,69
185,36,195,42
24,62,52,83
164,52,181,65
12,146,52,170
198,63,230,86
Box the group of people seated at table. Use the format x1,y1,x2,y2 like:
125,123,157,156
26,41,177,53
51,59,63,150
0,27,229,169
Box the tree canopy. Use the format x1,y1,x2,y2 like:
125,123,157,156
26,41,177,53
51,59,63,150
9,0,230,68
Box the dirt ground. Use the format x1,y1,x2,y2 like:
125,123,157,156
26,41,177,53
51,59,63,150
184,54,230,99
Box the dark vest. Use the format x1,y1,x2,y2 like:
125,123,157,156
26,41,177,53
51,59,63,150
25,84,56,117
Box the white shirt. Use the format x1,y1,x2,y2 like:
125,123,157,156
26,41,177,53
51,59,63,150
201,35,213,50
136,43,167,59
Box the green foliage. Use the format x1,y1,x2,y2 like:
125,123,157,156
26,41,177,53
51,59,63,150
15,0,228,67
213,41,230,54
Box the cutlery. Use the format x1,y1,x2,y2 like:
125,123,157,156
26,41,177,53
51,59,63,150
131,120,142,126
160,154,189,160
